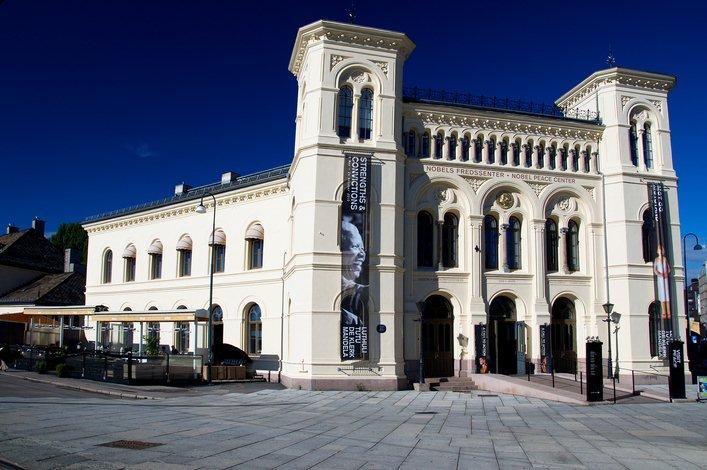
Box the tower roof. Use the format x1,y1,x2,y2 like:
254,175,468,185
288,19,415,76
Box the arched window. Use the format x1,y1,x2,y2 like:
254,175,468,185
630,123,639,166
649,301,661,357
442,213,458,268
642,209,656,263
405,130,416,156
643,123,653,169
566,220,580,272
434,133,443,159
549,145,557,170
176,235,192,277
102,250,112,284
421,132,430,158
246,223,264,269
512,142,520,166
462,136,470,161
122,245,136,282
507,216,521,270
337,86,353,138
417,211,434,268
484,215,499,270
148,240,163,280
488,139,496,164
210,230,226,273
538,144,545,168
560,148,568,171
500,140,508,165
358,88,373,140
545,219,558,272
449,134,457,160
247,304,262,354
524,144,532,167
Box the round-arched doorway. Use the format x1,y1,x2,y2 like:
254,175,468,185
551,297,576,373
488,296,518,375
421,295,454,378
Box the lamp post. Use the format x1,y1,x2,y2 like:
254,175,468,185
611,311,621,380
196,193,217,384
682,233,702,331
602,302,614,380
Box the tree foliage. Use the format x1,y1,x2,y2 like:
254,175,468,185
50,223,88,263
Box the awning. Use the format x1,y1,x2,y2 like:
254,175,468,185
147,240,163,254
122,244,137,258
245,223,264,240
23,306,101,316
176,235,193,251
209,230,226,246
89,309,208,323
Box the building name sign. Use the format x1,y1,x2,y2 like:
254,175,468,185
423,164,577,185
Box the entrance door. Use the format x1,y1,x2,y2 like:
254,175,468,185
422,295,454,378
551,297,576,373
488,296,518,375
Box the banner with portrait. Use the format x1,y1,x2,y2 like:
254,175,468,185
340,153,371,360
647,182,675,358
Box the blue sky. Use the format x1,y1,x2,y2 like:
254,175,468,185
1,0,705,277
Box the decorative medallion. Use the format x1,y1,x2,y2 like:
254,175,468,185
434,188,455,205
496,192,514,210
350,72,369,84
557,196,572,212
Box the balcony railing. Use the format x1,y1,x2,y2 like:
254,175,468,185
403,86,601,124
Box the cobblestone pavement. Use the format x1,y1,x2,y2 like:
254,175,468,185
1,388,706,469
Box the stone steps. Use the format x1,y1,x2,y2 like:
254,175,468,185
428,377,477,392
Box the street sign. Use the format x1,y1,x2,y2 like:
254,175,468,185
586,340,603,402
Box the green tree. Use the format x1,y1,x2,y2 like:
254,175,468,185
50,223,88,263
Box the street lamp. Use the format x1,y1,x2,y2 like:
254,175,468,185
611,311,621,380
196,193,217,384
682,233,702,328
602,302,614,380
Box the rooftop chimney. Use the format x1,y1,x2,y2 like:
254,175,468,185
174,182,192,196
221,171,240,184
32,217,45,237
6,224,19,235
64,248,85,274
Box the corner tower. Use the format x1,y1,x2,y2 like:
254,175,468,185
283,21,414,389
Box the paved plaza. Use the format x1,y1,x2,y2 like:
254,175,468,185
1,377,706,469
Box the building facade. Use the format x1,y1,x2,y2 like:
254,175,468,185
82,20,686,389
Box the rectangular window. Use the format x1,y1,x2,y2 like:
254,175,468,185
178,250,192,277
249,239,263,269
212,244,226,273
124,257,136,282
149,253,162,280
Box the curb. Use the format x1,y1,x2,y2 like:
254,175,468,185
2,372,156,400
0,454,27,469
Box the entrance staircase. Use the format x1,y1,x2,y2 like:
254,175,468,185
427,376,477,392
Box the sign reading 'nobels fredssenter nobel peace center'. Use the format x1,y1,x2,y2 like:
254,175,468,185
340,153,371,360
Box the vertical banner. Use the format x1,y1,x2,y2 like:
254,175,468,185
668,341,686,399
647,182,675,358
340,153,371,360
474,323,488,373
586,340,604,402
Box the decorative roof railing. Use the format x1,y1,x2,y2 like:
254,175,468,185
402,86,601,124
84,164,291,223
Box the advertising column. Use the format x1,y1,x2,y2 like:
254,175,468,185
340,153,371,361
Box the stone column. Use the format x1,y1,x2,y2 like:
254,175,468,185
443,136,450,160
482,140,490,164
590,152,598,173
532,221,547,301
543,147,551,170
558,226,568,274
494,142,502,165
499,223,509,272
531,145,539,169
455,137,463,160
470,137,478,162
510,143,518,166
636,129,646,171
521,144,528,167
351,94,360,141
580,150,588,173
568,149,576,172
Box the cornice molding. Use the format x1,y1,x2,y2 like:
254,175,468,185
556,67,676,110
288,20,415,76
405,107,602,142
86,183,289,234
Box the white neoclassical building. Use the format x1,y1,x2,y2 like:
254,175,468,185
81,20,686,390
